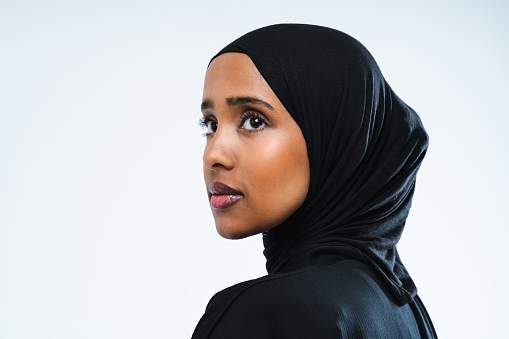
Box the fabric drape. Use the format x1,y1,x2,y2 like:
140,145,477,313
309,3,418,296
212,23,428,305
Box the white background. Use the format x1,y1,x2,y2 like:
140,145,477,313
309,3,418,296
1,0,508,338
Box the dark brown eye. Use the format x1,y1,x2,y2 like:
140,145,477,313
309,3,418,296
242,117,265,130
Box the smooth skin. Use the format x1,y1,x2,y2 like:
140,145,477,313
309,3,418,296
202,52,310,239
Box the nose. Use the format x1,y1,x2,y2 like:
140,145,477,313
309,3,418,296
203,128,235,171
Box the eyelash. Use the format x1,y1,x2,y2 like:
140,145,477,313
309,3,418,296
198,111,268,136
198,116,209,128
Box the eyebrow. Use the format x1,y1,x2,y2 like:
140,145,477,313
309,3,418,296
201,99,213,111
201,96,274,111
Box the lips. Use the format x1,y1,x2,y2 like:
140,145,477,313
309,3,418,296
208,181,244,209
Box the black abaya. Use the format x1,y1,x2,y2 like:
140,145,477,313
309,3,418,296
192,250,436,338
193,24,437,338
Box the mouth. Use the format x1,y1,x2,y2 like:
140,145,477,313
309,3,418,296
208,181,244,209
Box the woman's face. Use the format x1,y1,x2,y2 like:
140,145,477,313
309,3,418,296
202,52,310,239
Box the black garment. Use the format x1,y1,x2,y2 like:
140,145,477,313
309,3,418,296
193,24,436,338
192,249,436,338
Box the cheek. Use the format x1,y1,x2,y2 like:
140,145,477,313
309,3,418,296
243,132,309,210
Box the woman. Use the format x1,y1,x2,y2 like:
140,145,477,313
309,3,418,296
193,24,437,338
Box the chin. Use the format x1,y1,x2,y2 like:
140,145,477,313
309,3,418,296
215,221,264,240
216,225,252,240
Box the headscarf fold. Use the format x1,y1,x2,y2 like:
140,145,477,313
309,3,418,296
211,24,428,305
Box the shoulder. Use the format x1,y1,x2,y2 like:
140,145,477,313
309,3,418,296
192,273,298,338
211,258,378,302
192,259,422,338
192,260,380,338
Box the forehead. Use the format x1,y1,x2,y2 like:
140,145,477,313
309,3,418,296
203,53,273,100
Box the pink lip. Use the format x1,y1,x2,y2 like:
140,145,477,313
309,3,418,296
208,181,243,209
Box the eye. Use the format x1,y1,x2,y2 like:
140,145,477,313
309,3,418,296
199,116,218,135
205,120,218,134
240,112,267,130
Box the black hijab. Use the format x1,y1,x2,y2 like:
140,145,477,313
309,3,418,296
211,24,428,306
